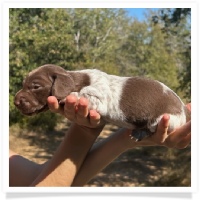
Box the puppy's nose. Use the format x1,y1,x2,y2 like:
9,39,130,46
14,97,21,107
14,99,20,106
14,94,26,107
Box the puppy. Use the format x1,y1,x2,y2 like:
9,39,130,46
14,64,190,141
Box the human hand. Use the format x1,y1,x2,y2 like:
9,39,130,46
125,103,191,149
47,95,105,129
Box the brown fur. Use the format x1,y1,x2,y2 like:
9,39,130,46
14,64,90,115
120,77,185,128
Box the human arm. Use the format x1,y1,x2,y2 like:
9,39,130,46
9,96,103,187
30,125,100,186
71,104,191,186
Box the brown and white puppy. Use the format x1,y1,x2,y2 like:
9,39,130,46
14,64,190,141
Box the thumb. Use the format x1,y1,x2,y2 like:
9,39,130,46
47,96,60,112
154,114,170,144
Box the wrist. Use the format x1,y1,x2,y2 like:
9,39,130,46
71,123,104,139
114,128,139,151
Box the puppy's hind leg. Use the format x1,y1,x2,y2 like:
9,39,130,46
130,128,153,142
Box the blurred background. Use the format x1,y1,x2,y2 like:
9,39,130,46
9,8,191,186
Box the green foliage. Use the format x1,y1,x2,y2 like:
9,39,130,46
24,112,62,132
152,8,191,101
9,8,79,129
9,8,191,131
118,18,179,89
12,110,61,132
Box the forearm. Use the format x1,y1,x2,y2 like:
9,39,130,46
31,124,100,186
9,150,42,187
72,127,159,186
72,114,191,186
72,128,133,186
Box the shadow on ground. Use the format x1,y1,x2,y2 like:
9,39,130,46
9,120,191,187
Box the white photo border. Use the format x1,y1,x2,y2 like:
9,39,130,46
1,0,199,197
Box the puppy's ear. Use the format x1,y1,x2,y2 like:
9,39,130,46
51,73,75,100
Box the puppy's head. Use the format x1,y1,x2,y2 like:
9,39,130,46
14,64,75,116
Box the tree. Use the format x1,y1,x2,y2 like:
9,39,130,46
117,16,179,90
66,8,130,74
9,8,76,128
152,8,191,101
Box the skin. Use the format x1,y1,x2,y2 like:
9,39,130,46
9,95,191,186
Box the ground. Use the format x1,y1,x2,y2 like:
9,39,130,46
9,118,191,187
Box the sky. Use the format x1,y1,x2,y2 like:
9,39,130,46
125,8,159,21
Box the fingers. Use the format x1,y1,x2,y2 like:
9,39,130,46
47,96,63,114
153,114,170,144
173,120,191,139
76,97,89,118
63,95,102,128
161,114,170,131
165,120,191,148
151,113,191,149
64,95,89,124
47,96,59,110
186,103,191,112
176,133,191,149
89,110,101,127
64,95,78,120
48,94,102,128
75,97,90,126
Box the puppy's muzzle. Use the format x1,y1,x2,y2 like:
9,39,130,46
14,91,47,115
14,92,32,113
14,95,31,109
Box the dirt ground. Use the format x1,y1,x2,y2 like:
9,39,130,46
9,118,191,187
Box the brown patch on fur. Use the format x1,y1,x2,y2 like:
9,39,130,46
69,72,91,92
119,77,183,128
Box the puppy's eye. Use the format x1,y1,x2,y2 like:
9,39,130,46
32,84,41,90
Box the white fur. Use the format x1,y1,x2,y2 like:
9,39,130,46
158,81,187,132
158,81,171,93
71,69,130,126
168,113,187,131
148,113,186,133
159,81,184,103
